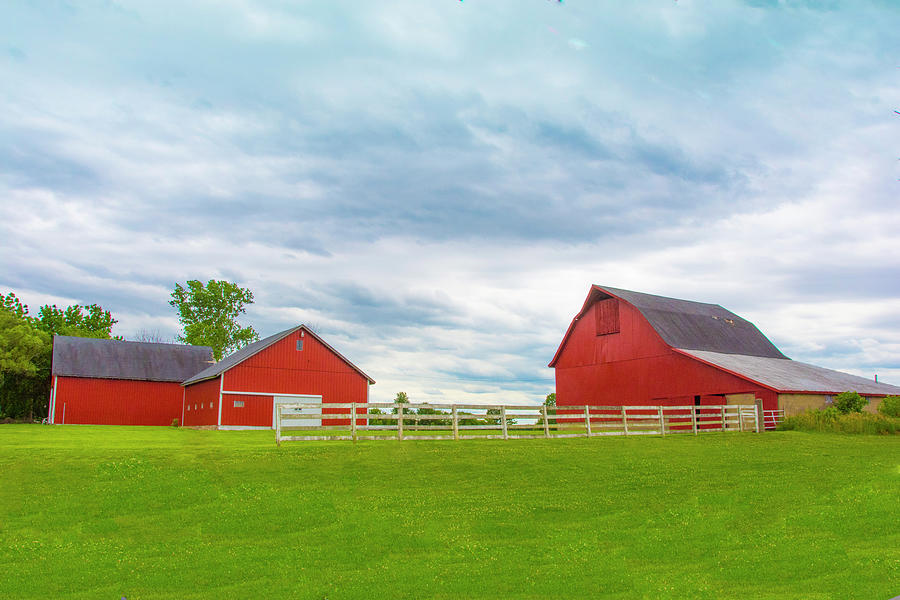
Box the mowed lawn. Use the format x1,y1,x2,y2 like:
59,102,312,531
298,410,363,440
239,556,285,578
1,426,898,599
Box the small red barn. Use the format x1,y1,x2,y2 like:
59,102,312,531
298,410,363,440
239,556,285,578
49,336,213,425
181,325,374,429
550,286,900,416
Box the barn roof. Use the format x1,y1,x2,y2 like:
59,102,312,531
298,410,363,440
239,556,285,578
678,349,900,396
182,325,375,386
549,285,785,367
599,286,787,358
51,336,213,383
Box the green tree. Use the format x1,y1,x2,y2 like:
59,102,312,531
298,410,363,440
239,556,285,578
169,280,259,360
0,294,51,420
36,303,119,338
877,395,900,418
1,292,120,420
833,391,868,415
392,391,409,414
544,392,557,427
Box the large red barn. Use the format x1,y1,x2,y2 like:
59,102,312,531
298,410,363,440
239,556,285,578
182,325,374,429
550,286,900,416
49,336,213,425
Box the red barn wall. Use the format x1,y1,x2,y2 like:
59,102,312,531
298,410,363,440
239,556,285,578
51,376,184,426
182,376,220,427
554,300,778,410
218,331,368,428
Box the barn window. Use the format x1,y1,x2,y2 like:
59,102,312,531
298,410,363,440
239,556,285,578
595,298,620,336
209,402,214,409
187,405,191,411
234,400,244,408
194,404,198,410
296,339,303,351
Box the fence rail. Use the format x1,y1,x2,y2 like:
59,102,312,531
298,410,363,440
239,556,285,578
275,403,762,445
763,409,785,430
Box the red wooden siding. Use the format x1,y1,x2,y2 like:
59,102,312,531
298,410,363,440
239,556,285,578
182,376,220,427
52,376,184,426
220,393,272,427
554,298,778,411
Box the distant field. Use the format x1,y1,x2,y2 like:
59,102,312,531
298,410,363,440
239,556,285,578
1,426,897,599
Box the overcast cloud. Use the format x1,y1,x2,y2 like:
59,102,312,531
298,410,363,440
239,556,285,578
2,0,899,403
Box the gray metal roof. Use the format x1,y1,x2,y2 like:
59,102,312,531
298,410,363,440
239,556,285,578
599,286,787,358
182,325,375,386
679,349,900,395
51,336,213,382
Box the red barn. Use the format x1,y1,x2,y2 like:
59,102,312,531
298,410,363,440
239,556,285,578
550,286,900,416
181,325,374,430
49,336,213,425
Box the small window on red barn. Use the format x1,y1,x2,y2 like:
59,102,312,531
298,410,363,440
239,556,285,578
595,298,620,336
234,400,244,408
297,339,303,351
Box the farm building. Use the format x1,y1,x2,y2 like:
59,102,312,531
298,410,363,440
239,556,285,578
549,285,900,416
49,336,213,426
182,325,374,429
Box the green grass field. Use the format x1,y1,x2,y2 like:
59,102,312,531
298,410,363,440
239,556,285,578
2,426,898,599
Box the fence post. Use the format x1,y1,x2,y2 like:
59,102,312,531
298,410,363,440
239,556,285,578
738,407,744,432
584,406,592,437
720,405,726,431
397,404,404,441
691,406,698,435
501,406,508,440
755,399,763,433
658,406,665,436
452,405,459,440
621,406,629,436
542,404,550,438
351,403,357,443
275,404,282,446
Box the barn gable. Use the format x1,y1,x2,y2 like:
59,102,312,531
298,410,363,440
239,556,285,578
183,325,374,386
550,285,784,367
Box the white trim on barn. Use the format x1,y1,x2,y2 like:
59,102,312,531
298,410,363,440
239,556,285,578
216,375,224,427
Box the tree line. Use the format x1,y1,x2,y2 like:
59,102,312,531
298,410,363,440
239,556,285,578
0,280,257,421
366,392,557,427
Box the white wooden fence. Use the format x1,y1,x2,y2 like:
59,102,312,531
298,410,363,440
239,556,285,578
275,403,761,445
763,409,785,430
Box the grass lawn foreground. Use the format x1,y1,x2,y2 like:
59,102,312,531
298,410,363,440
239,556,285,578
1,425,898,599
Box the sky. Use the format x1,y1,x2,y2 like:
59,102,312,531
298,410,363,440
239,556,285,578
1,0,899,404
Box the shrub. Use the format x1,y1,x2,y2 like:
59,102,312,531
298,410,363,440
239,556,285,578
833,391,867,414
877,395,900,418
171,418,179,427
777,408,899,435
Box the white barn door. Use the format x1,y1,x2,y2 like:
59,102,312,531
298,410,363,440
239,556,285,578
273,394,322,428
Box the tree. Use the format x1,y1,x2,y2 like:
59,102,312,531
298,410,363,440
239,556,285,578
392,392,409,414
132,329,171,344
544,392,557,427
0,292,119,420
36,303,119,339
169,280,259,361
0,293,51,420
833,391,868,414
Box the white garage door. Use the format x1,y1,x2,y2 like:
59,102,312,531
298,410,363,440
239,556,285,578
273,395,322,428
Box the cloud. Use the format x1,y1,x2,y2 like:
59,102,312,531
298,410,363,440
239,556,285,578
1,0,899,401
